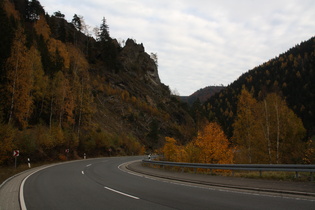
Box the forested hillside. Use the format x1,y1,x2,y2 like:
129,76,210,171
0,0,196,164
205,37,315,138
204,37,315,164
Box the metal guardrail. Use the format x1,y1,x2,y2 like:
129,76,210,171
142,159,315,181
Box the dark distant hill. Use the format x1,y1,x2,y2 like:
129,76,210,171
181,86,225,106
205,37,315,139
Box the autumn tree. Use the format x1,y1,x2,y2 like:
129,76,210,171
161,137,180,162
257,93,306,163
67,44,94,136
233,90,306,164
29,45,48,122
5,27,33,129
232,87,260,163
161,123,234,165
49,71,74,129
194,122,234,164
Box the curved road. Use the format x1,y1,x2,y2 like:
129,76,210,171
23,156,314,210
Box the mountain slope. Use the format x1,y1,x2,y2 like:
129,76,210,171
0,0,196,163
205,37,315,139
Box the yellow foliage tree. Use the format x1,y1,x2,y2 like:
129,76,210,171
5,27,33,129
257,93,306,163
194,122,234,164
232,87,260,163
233,90,306,164
161,122,234,165
161,137,181,162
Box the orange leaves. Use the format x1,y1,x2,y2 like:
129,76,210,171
34,15,70,70
232,88,258,163
3,0,19,20
48,38,70,69
34,15,51,40
161,122,235,164
161,137,181,162
5,27,33,128
195,122,234,164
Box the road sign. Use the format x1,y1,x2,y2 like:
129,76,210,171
13,150,19,157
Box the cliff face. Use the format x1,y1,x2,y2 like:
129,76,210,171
96,38,196,149
120,39,161,86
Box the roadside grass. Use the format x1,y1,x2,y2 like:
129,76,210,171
146,164,313,182
218,170,312,182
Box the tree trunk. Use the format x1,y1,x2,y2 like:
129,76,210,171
49,96,54,131
274,99,280,164
263,99,272,164
8,54,19,124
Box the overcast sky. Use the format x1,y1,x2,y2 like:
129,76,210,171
40,0,315,96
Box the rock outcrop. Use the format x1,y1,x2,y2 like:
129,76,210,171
119,39,160,85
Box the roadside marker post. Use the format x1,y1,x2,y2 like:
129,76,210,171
27,158,31,168
65,149,69,160
13,150,19,168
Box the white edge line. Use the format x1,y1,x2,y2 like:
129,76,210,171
19,158,100,210
104,186,139,200
20,165,55,210
82,171,85,175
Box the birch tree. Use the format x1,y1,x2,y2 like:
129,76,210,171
5,28,33,129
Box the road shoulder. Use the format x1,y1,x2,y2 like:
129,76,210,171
126,160,315,199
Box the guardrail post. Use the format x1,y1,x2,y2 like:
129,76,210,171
259,170,262,177
295,171,299,179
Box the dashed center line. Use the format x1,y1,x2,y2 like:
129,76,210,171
104,186,140,200
81,171,84,175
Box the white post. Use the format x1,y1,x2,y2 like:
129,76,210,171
27,158,31,168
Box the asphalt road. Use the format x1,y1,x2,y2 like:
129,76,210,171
23,156,314,210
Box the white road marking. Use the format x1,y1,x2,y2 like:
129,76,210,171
104,186,140,200
82,171,84,175
86,164,92,167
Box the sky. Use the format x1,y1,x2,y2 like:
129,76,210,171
40,0,315,96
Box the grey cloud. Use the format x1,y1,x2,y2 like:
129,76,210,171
41,0,315,95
